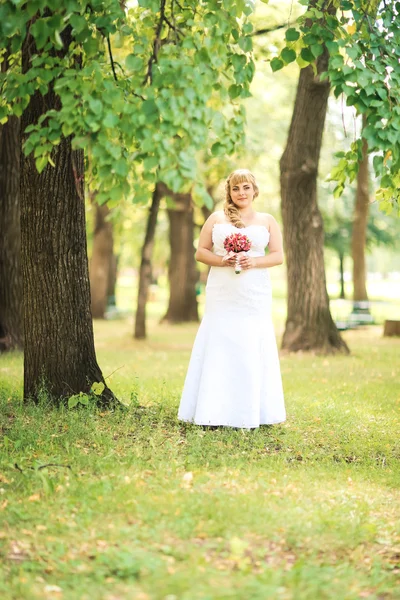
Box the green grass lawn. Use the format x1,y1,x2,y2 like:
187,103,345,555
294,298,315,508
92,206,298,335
0,319,400,599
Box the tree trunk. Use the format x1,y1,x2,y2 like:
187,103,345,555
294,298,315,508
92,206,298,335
107,252,118,309
352,114,369,303
279,45,349,353
0,114,23,352
20,23,115,403
339,252,345,300
162,191,199,323
0,53,23,352
90,201,114,319
134,182,163,339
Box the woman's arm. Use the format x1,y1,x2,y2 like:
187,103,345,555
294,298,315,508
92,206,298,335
195,215,236,267
239,215,284,269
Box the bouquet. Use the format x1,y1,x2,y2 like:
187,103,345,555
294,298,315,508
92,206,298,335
223,232,252,274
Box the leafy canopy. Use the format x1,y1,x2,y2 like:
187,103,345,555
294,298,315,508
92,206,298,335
271,0,400,215
0,0,256,205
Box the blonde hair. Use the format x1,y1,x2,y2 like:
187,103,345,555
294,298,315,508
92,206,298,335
223,169,259,228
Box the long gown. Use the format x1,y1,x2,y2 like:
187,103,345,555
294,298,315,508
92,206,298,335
178,222,286,428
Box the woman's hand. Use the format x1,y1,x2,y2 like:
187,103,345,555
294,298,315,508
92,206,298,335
238,252,256,270
221,252,236,267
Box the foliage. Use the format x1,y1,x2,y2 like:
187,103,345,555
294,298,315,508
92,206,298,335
271,0,400,214
0,0,256,205
323,188,399,260
67,381,105,408
1,324,400,598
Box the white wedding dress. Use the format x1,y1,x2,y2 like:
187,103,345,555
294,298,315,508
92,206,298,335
178,223,286,428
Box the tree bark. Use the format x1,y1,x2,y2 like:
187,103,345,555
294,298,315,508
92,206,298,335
90,201,114,319
339,252,345,300
280,45,349,353
134,182,163,339
162,191,199,323
20,22,115,403
0,114,23,352
352,115,369,303
0,53,23,352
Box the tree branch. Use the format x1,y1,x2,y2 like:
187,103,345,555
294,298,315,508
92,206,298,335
107,35,118,82
252,21,296,37
143,0,166,85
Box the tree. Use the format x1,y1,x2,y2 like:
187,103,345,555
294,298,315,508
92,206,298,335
20,25,115,402
0,0,256,400
280,46,349,353
270,0,400,352
351,115,370,314
89,199,115,319
272,0,400,214
0,98,23,351
134,182,163,339
162,189,199,323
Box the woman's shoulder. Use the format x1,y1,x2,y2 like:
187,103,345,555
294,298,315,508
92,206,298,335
208,210,227,224
255,212,274,230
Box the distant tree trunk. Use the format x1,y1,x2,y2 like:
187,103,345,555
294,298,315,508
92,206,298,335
0,115,23,351
90,201,114,319
134,182,163,339
280,40,349,353
352,115,369,303
107,252,118,309
162,191,199,323
21,23,115,404
339,252,345,300
0,53,23,352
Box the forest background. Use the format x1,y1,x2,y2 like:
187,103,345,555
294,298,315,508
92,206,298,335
0,1,400,599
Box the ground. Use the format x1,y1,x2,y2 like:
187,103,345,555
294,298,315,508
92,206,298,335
0,305,399,599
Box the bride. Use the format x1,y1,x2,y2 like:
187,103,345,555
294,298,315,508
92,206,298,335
178,169,286,428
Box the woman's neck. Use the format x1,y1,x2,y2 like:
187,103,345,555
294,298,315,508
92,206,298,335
239,207,256,223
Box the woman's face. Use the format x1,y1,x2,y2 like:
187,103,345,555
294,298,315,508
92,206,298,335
230,180,255,209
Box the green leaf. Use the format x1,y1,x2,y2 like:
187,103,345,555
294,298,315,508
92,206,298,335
228,84,242,99
35,155,48,174
270,57,284,72
281,47,296,64
103,112,119,128
310,44,323,58
91,382,105,396
68,395,80,408
285,28,300,42
126,54,143,71
238,36,252,52
89,98,103,115
211,141,224,156
300,48,314,63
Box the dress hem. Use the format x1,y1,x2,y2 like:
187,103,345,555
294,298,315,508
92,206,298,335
178,417,286,428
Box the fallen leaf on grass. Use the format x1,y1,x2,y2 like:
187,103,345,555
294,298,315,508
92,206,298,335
44,585,62,594
182,472,193,486
28,493,41,502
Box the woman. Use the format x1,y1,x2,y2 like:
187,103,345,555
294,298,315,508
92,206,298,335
178,169,286,428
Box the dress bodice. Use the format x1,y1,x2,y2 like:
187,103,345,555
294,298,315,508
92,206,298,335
212,223,270,257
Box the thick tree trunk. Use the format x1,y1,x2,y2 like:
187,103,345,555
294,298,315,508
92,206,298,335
134,183,163,339
162,191,199,323
352,115,369,303
0,114,23,352
0,51,23,352
280,47,349,353
339,252,345,300
20,23,115,403
90,202,114,319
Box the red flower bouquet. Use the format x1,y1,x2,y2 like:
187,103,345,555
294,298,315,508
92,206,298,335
223,232,252,274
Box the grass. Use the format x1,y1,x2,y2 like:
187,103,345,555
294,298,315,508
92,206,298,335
0,317,400,599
